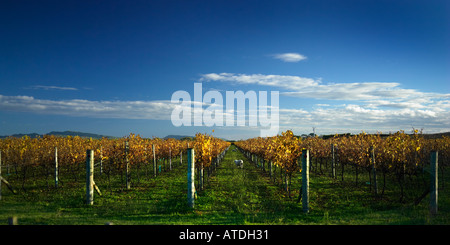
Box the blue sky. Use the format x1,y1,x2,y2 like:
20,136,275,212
1,0,449,140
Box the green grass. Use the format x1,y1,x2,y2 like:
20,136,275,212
0,144,449,224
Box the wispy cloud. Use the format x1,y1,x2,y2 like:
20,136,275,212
0,95,175,120
200,73,449,101
27,85,78,91
272,53,307,62
278,104,450,135
281,82,425,100
200,73,318,91
0,94,245,123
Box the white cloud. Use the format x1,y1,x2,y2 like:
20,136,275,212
0,94,271,127
0,95,175,120
282,82,416,100
272,53,307,62
200,73,318,91
199,72,450,134
27,85,78,91
278,104,449,135
201,73,450,102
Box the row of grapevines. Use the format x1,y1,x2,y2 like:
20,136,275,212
236,130,302,173
0,134,190,189
237,129,449,175
0,132,230,187
236,129,450,199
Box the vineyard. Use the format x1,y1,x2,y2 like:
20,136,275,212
0,130,449,225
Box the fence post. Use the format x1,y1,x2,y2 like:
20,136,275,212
55,147,59,188
152,144,157,178
331,144,336,179
187,148,195,208
370,146,378,195
302,149,310,213
86,150,94,205
430,151,438,215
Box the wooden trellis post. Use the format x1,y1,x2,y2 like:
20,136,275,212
169,147,172,171
125,141,130,190
187,148,195,208
331,144,336,179
100,146,103,175
180,150,183,166
55,147,59,188
430,151,438,215
370,146,378,195
152,144,157,178
199,163,204,191
302,149,310,213
86,150,94,205
269,161,273,178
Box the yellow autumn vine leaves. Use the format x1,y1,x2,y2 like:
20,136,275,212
0,132,229,173
236,129,450,174
194,132,230,168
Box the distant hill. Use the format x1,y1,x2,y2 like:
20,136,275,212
0,131,114,139
422,132,450,139
3,131,448,141
163,135,193,140
0,133,42,139
47,131,114,139
320,131,450,139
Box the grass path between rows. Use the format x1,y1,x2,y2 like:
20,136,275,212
193,145,302,224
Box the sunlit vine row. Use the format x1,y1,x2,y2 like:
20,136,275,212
0,134,192,188
0,132,230,188
236,129,450,179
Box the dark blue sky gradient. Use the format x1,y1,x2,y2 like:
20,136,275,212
1,0,449,138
